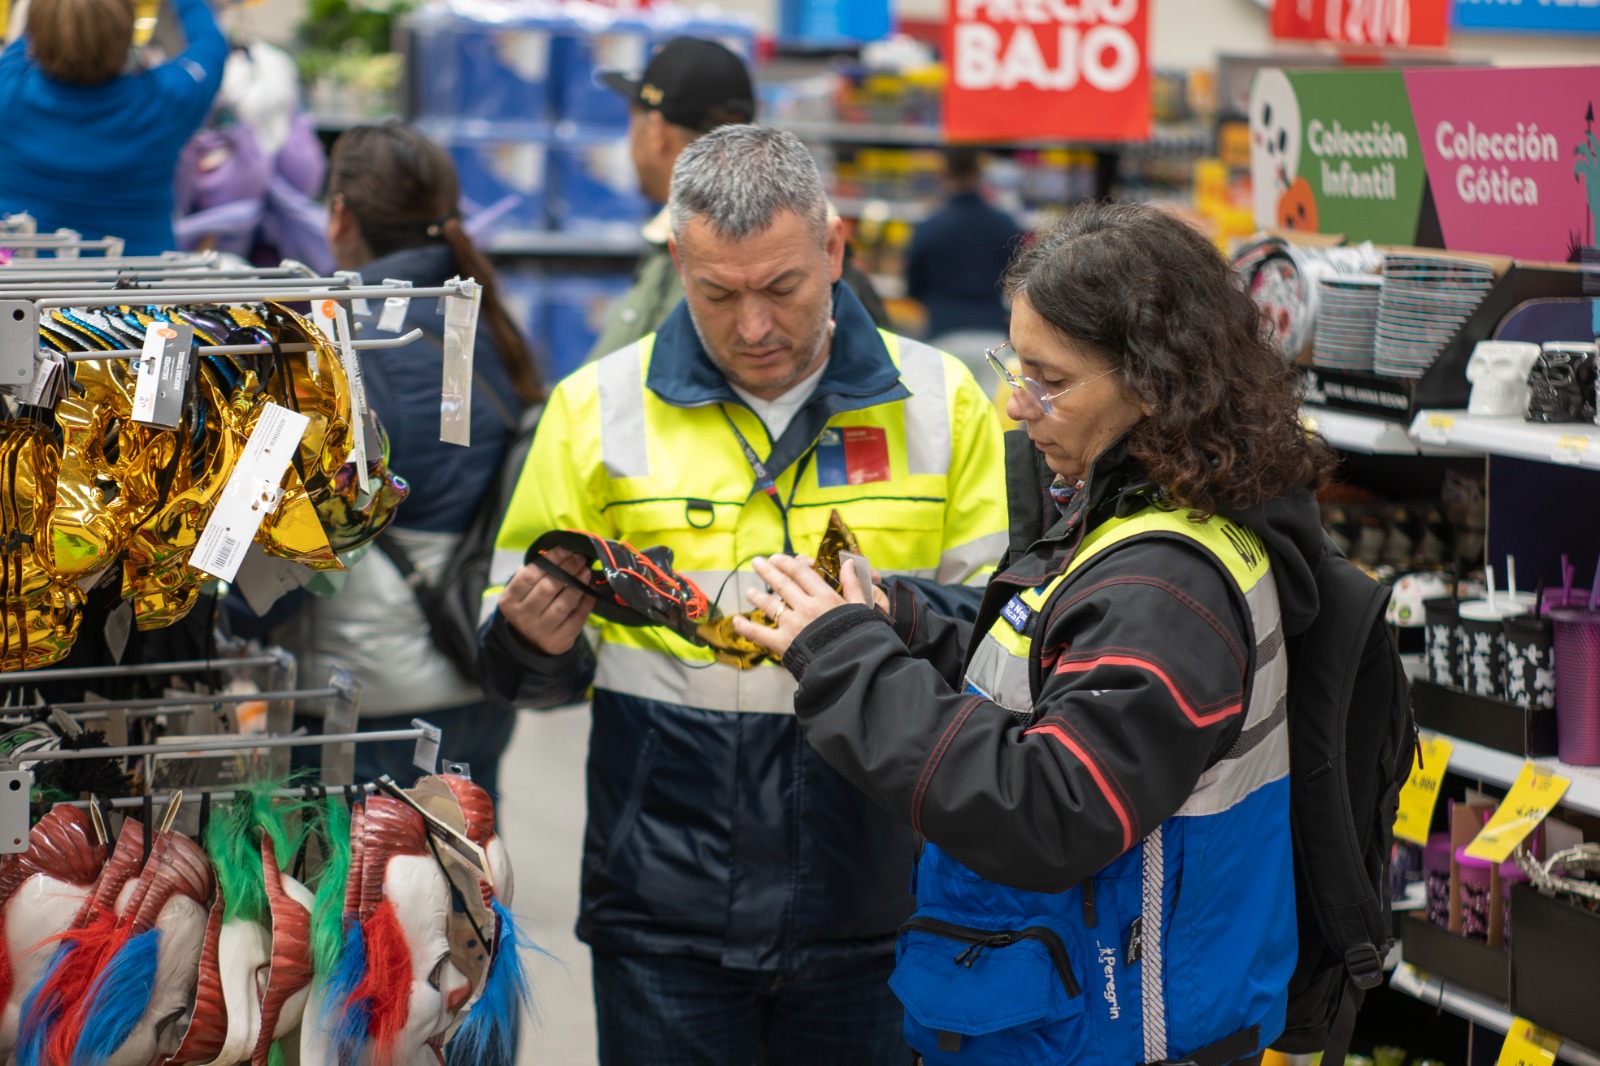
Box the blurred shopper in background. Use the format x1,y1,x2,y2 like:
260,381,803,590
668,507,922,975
275,122,545,807
588,34,888,363
907,147,1025,374
0,0,225,253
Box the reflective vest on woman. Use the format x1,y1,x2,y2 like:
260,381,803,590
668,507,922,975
892,505,1296,1066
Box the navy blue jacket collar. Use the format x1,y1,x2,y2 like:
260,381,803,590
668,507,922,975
645,281,911,480
359,243,457,288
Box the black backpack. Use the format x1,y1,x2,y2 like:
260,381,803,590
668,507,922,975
375,383,543,682
1274,542,1416,1060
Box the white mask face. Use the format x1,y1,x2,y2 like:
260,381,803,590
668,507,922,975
1466,341,1542,416
385,854,473,1065
203,918,272,1066
0,874,95,1055
105,895,209,1066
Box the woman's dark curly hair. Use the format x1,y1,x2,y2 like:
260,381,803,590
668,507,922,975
1004,202,1335,516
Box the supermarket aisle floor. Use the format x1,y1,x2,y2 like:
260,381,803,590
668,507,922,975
498,704,600,1065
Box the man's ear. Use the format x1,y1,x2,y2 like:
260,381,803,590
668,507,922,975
824,215,845,283
668,232,682,275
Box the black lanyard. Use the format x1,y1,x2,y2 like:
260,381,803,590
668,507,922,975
719,405,813,555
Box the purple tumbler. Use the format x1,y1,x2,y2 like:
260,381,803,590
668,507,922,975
1455,847,1494,942
1498,859,1530,950
1424,833,1452,929
1550,605,1600,765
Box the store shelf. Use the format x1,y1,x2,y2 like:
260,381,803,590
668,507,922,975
1302,406,1478,456
870,273,908,301
1391,963,1600,1066
832,195,1057,233
484,231,645,257
1409,411,1600,470
775,119,1214,153
831,196,935,225
1424,730,1600,819
313,111,400,134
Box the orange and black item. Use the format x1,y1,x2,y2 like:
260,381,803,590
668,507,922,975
526,530,712,644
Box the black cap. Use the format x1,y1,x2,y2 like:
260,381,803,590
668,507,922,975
599,36,756,133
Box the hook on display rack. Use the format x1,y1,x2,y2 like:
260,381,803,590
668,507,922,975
60,326,425,362
0,651,292,684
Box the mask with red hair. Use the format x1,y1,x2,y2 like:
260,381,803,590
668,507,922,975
407,776,531,1063
65,828,215,1066
323,796,471,1066
0,806,108,1060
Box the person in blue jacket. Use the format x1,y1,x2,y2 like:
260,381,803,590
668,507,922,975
273,122,546,803
906,148,1024,343
733,203,1341,1066
0,0,226,254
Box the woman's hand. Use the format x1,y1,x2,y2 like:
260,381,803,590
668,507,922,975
731,554,872,660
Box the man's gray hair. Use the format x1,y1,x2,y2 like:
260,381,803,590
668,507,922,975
669,124,829,246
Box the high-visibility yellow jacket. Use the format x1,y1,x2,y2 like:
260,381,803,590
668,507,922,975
480,283,1006,969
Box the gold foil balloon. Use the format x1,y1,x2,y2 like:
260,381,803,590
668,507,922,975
0,421,85,669
121,362,249,631
260,304,354,501
45,356,174,582
697,511,861,669
317,417,409,554
259,303,408,554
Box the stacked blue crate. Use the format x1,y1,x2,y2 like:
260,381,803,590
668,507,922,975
544,273,633,377
405,2,754,374
410,5,565,238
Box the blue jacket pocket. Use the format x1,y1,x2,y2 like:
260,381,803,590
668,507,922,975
891,916,1087,1065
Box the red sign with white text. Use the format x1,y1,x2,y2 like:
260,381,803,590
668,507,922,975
943,0,1150,143
1270,0,1451,48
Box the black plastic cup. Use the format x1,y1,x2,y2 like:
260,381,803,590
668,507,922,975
1503,613,1556,711
1424,597,1461,688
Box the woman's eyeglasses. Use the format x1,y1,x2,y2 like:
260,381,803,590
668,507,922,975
985,341,1120,417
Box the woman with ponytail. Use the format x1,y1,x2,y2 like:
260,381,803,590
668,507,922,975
277,121,546,800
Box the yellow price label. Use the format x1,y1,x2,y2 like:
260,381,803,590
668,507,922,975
1465,762,1570,863
1417,413,1456,445
1497,1017,1562,1066
1551,434,1592,466
1393,736,1453,845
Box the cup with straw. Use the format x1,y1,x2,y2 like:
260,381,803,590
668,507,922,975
1457,558,1532,700
1550,555,1600,765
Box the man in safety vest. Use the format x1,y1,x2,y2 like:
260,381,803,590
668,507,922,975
479,125,1007,1064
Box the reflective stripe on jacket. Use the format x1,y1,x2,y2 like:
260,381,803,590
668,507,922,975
480,282,1008,967
906,506,1292,1064
779,436,1299,1064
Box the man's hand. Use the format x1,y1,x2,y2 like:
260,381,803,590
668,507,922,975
498,547,595,656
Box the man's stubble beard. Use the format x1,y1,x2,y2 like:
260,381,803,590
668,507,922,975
690,295,834,396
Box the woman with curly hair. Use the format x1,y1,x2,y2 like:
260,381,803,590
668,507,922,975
730,202,1336,1066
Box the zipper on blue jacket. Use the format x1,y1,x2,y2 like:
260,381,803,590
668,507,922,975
900,916,1081,997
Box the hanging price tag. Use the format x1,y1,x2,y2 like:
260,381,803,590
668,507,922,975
439,279,481,448
1497,1018,1562,1066
1393,735,1453,845
377,279,412,333
130,322,193,429
191,404,310,583
1465,762,1571,863
333,271,371,316
1550,434,1591,466
313,299,369,494
1417,413,1456,446
411,717,443,775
